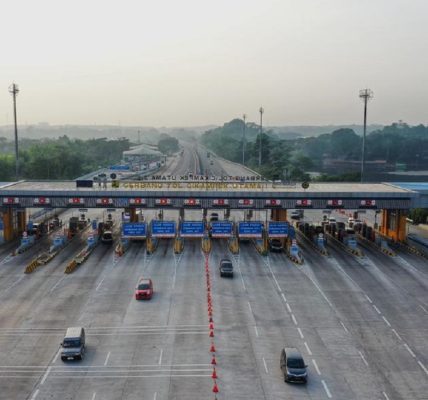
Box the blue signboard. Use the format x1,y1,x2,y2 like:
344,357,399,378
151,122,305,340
211,221,233,238
122,223,147,237
268,222,289,238
238,221,263,238
151,220,176,238
0,219,4,230
180,221,205,237
109,165,130,171
289,226,296,239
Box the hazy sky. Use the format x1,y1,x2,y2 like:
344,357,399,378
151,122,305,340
1,0,427,127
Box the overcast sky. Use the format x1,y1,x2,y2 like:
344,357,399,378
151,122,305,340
1,0,427,127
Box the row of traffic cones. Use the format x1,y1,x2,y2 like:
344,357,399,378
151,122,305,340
205,255,219,397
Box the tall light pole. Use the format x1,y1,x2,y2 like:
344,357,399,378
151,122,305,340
359,89,373,183
9,83,20,180
259,107,264,167
242,113,247,165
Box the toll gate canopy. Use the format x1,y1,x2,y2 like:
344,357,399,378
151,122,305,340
0,180,418,210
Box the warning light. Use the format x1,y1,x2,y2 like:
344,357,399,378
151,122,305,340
359,199,376,208
129,198,146,206
155,198,172,206
183,198,201,206
296,199,312,207
68,197,84,205
327,199,344,208
96,198,114,206
265,199,281,207
212,199,229,207
238,199,254,207
2,197,20,205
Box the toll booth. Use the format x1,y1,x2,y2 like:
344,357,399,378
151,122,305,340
379,209,407,242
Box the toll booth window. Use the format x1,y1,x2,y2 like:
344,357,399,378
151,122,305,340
389,212,397,231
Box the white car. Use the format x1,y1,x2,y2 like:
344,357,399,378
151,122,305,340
328,217,336,224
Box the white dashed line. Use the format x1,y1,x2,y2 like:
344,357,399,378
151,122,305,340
373,305,382,314
96,277,106,291
3,276,25,293
403,343,416,358
52,348,61,364
382,316,391,327
266,262,282,293
49,276,66,293
91,393,96,400
365,294,373,303
382,392,390,400
40,366,51,385
312,359,321,375
291,314,298,326
158,348,163,365
306,275,334,308
281,293,287,303
30,389,39,400
297,328,304,339
304,342,312,356
417,360,428,375
104,352,111,366
153,392,157,400
247,302,253,314
391,328,402,341
419,305,428,314
254,326,259,337
321,380,332,398
358,351,369,366
286,303,292,313
262,357,269,374
340,321,349,333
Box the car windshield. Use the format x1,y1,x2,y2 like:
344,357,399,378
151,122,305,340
287,357,305,368
221,263,233,269
138,283,150,290
63,339,80,348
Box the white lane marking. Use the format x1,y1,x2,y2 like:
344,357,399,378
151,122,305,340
304,342,312,356
297,328,304,339
235,257,246,291
262,357,269,374
382,392,390,400
373,305,382,314
91,393,96,400
45,373,213,379
340,321,349,333
286,303,292,313
266,263,282,292
30,389,39,400
306,275,334,308
104,352,111,366
417,360,428,375
391,328,402,341
40,366,51,385
382,316,391,327
403,343,416,358
49,276,66,293
254,326,259,337
358,351,369,366
281,293,287,303
2,276,25,293
291,314,298,326
365,294,373,303
419,305,428,314
172,258,177,290
96,277,106,291
0,363,212,369
0,331,209,337
247,301,253,314
158,348,163,365
312,359,321,375
153,392,157,400
321,380,332,398
52,348,61,364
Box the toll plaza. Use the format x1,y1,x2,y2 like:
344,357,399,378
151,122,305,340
0,179,421,246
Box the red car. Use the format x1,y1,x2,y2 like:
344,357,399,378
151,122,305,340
135,278,153,300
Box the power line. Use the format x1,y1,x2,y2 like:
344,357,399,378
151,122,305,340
359,89,374,182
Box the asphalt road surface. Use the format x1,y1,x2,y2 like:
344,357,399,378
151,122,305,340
0,146,426,399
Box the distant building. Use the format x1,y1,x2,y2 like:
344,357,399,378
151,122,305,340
122,144,165,171
322,159,392,173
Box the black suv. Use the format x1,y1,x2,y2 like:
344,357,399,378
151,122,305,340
219,258,234,278
269,238,283,252
280,347,308,383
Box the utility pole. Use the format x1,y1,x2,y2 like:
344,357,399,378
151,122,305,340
138,130,141,144
242,114,247,165
8,83,20,180
258,107,264,167
359,89,373,183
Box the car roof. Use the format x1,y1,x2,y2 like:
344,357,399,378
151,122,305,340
65,327,84,338
283,347,303,359
138,278,152,284
220,258,231,263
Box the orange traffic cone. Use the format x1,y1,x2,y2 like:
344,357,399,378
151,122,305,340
209,330,214,337
211,355,217,365
210,343,216,353
212,382,219,393
212,367,218,379
209,322,214,330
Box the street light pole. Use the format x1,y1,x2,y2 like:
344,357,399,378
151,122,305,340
8,83,20,180
359,89,373,183
242,113,247,165
259,107,264,167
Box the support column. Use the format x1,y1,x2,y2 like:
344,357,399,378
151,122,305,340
125,208,137,222
272,209,287,222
